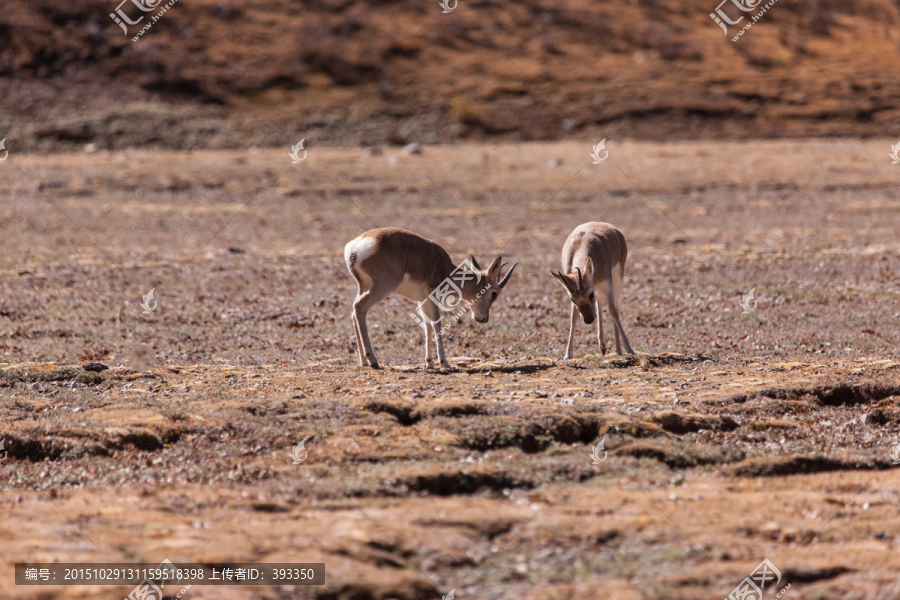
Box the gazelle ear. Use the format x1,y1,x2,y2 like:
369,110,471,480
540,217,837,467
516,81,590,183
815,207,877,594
583,257,595,281
468,255,481,271
487,255,503,277
551,271,574,294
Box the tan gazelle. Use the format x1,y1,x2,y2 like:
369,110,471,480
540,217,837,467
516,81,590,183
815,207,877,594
551,222,635,359
344,227,517,370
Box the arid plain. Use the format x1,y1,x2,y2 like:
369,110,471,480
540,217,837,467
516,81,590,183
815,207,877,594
1,139,900,599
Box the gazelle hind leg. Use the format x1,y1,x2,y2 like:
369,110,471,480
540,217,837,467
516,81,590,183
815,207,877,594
348,275,369,367
595,296,607,355
605,280,633,355
352,281,398,368
612,264,633,354
351,310,365,366
613,305,622,354
612,263,624,309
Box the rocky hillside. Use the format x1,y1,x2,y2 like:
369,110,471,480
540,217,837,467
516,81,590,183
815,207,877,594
2,0,900,150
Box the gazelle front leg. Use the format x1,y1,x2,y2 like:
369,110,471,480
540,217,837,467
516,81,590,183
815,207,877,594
416,302,436,369
420,300,448,370
420,315,434,369
595,296,607,355
433,318,452,371
565,303,578,359
606,282,634,355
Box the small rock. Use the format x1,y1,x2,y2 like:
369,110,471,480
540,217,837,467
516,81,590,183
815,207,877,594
83,363,109,372
547,158,562,169
401,143,421,155
228,246,246,254
760,521,781,536
72,407,85,413
364,147,383,156
291,394,305,400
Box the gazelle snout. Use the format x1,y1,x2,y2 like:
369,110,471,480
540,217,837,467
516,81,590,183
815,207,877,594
579,304,596,324
469,284,495,323
467,258,516,326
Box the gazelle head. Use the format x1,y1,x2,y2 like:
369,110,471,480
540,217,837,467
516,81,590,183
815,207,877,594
551,257,597,324
465,255,518,323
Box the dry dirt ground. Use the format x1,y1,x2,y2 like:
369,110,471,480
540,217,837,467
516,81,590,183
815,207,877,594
1,140,900,599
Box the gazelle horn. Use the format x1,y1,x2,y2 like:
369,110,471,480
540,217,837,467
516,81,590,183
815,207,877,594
498,262,518,289
574,266,583,292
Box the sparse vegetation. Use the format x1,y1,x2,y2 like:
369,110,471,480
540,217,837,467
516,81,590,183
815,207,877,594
450,97,482,126
4,0,900,149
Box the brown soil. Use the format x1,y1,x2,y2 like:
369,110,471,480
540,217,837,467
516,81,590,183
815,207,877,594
4,0,900,151
1,140,900,598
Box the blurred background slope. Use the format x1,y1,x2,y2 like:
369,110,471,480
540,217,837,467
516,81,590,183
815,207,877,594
2,0,900,150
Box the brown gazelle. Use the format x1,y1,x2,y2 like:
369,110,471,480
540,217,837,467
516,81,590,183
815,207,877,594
551,222,634,359
344,227,517,370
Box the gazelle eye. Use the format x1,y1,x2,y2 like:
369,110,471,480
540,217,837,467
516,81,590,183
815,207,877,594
589,293,595,301
491,291,498,301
